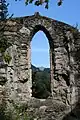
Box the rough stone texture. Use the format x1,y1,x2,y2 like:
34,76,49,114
0,12,80,119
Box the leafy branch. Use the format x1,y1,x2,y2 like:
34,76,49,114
15,0,63,9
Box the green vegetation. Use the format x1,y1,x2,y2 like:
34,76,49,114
3,53,12,64
32,65,51,99
0,0,13,20
16,0,63,9
0,33,12,64
0,0,9,20
0,0,13,64
0,102,34,120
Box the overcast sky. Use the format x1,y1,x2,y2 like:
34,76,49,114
6,0,80,67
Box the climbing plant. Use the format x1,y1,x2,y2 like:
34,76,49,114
0,0,13,64
0,27,12,64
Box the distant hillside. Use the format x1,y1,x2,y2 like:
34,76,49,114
31,64,39,71
44,68,50,73
31,64,50,72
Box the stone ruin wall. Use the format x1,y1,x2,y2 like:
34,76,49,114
0,13,80,119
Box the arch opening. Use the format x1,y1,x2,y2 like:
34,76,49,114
31,30,51,99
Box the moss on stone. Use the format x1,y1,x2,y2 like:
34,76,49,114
3,53,12,64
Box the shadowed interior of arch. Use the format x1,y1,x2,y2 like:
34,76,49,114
31,30,51,99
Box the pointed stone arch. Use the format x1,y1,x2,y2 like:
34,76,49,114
27,24,55,98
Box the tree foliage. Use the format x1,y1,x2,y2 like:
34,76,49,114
0,0,9,20
0,0,13,20
32,65,51,99
15,0,63,9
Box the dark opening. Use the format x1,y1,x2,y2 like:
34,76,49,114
31,30,51,99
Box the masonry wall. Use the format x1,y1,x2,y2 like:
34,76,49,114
0,13,80,120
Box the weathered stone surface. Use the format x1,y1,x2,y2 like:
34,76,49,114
0,13,80,119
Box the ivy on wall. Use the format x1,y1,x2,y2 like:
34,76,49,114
0,29,12,64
